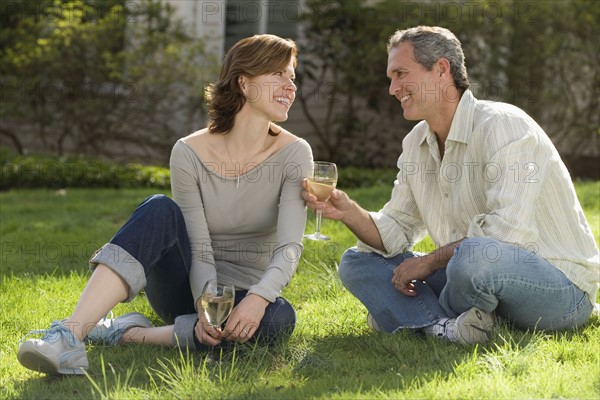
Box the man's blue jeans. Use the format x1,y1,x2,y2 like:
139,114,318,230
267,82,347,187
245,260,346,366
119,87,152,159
90,194,296,348
338,238,593,333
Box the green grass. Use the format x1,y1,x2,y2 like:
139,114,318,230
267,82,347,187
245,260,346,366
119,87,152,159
1,182,599,399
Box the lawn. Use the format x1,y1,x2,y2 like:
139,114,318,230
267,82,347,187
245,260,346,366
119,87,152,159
1,181,599,399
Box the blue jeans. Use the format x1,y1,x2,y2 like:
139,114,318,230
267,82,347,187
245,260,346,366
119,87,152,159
91,195,296,348
338,237,593,333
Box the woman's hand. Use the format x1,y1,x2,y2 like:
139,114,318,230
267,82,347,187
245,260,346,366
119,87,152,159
194,311,223,347
222,293,268,342
301,178,353,222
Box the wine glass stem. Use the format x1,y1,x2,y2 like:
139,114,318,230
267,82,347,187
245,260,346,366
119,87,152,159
315,209,323,234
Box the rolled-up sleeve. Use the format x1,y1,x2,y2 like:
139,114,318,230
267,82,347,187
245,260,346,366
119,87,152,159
357,151,427,257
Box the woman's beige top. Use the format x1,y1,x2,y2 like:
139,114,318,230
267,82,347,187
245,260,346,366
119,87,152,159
170,139,313,307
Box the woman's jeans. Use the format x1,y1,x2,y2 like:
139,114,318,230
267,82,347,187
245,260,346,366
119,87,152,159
90,195,296,349
338,238,593,333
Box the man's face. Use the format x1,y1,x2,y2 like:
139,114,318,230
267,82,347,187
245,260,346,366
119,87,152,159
386,42,440,121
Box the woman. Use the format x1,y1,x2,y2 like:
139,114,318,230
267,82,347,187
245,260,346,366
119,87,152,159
17,34,313,375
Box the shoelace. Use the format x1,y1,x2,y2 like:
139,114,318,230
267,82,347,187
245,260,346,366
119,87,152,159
18,321,78,347
423,317,453,338
88,311,128,346
96,311,115,327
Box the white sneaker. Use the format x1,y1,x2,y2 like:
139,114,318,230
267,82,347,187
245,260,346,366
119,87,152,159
86,312,152,346
452,307,494,345
18,320,88,375
366,313,381,332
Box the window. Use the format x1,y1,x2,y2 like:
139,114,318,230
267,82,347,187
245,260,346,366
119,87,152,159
224,0,299,53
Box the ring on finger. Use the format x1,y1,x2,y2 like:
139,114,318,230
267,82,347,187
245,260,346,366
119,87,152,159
242,329,249,335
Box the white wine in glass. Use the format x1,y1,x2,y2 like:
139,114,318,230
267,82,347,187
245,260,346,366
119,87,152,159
304,161,338,241
200,281,235,328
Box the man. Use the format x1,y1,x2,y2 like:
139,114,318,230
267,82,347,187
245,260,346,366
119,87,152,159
302,26,599,344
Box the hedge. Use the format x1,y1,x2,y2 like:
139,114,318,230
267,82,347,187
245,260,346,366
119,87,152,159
1,151,170,190
0,150,398,190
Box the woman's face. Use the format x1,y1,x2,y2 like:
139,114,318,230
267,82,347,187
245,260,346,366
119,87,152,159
242,58,296,122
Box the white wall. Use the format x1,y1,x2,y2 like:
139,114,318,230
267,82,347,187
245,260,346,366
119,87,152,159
164,0,227,60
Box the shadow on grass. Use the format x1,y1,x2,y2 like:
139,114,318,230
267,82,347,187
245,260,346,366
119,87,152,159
9,345,166,400
248,315,600,399
251,331,484,399
9,316,599,399
9,340,290,400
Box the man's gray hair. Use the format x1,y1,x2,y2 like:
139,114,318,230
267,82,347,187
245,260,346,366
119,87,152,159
388,26,470,92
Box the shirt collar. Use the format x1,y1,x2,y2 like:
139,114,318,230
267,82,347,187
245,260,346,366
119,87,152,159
419,89,477,146
447,89,476,144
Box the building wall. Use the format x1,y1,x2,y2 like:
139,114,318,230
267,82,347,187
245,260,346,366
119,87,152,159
164,0,226,60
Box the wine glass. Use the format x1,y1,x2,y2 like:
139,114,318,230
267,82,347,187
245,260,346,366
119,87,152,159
200,281,235,328
304,161,338,241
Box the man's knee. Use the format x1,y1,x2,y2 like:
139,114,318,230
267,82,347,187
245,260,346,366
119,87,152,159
338,247,367,285
447,237,504,281
338,247,395,289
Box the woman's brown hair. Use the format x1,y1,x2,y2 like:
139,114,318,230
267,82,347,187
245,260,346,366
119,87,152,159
205,34,298,136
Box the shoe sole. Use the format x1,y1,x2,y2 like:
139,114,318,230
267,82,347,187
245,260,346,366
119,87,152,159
18,343,87,375
455,307,494,345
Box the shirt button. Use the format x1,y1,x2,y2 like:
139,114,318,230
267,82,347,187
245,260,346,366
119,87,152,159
444,193,449,198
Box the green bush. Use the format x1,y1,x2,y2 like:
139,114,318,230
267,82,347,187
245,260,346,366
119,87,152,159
338,166,397,189
0,152,170,190
0,150,399,190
